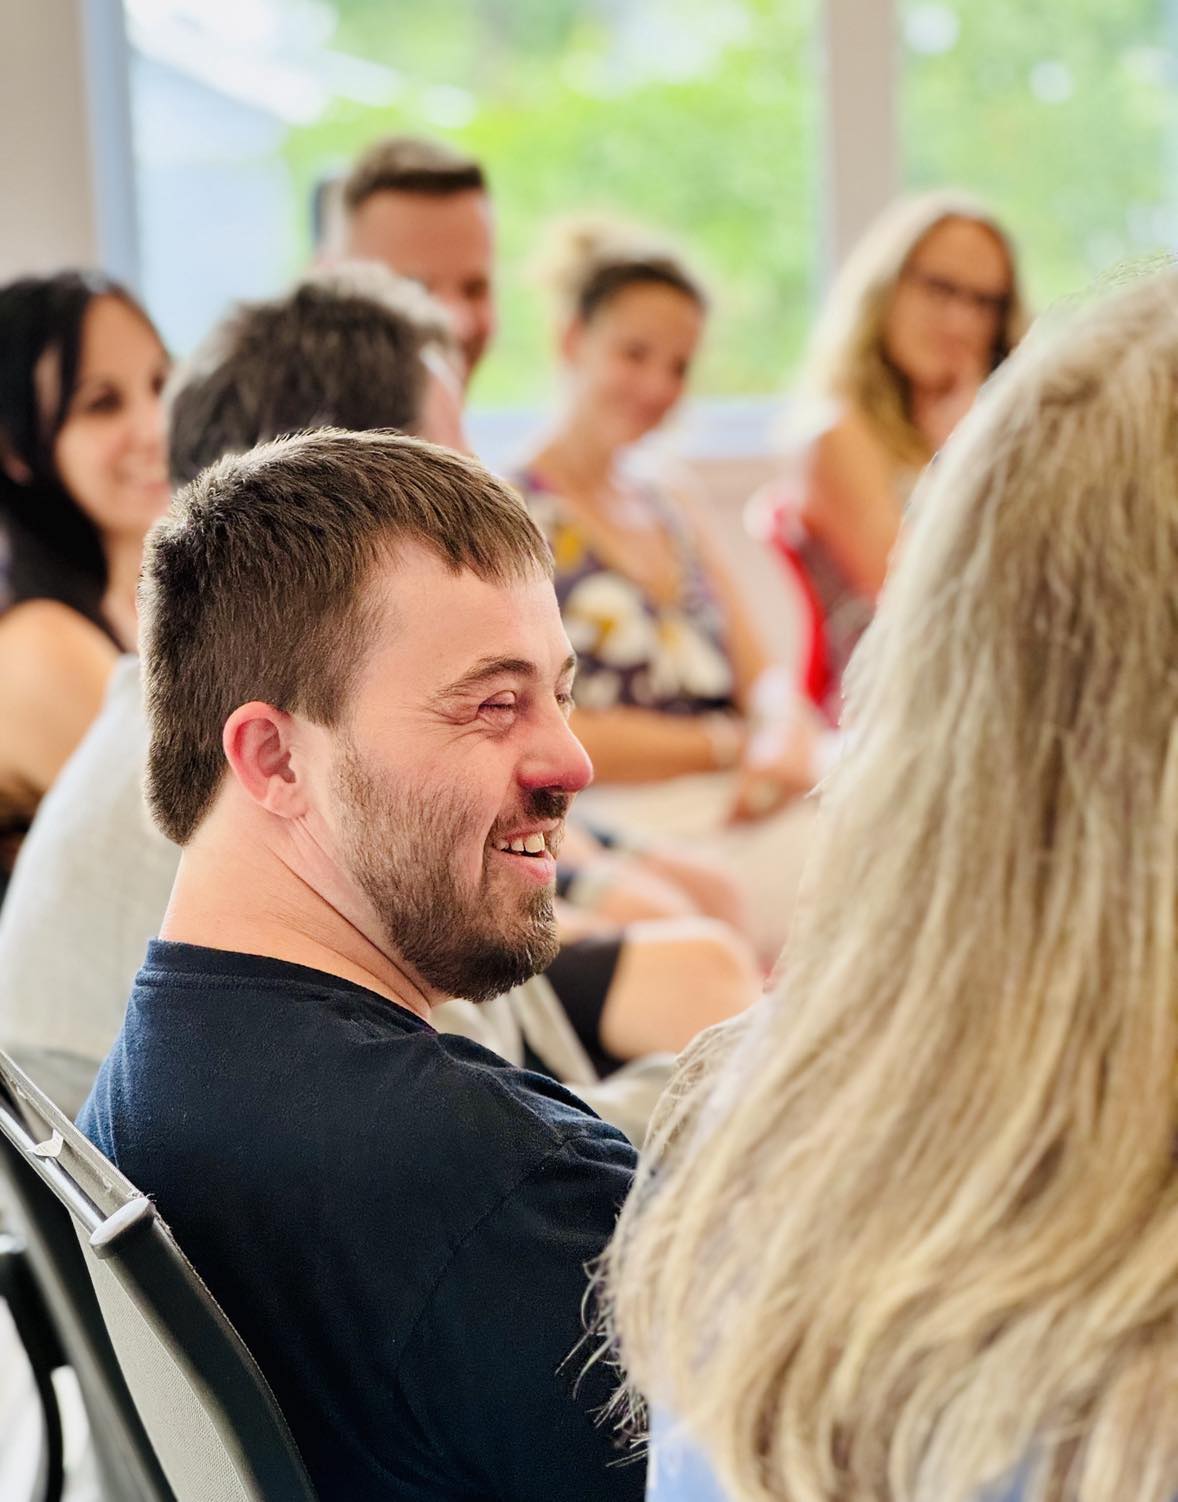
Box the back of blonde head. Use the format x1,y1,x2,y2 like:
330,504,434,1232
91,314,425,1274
607,270,1178,1502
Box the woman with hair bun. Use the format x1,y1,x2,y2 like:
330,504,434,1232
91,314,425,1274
0,273,170,894
753,189,1027,720
518,218,824,963
606,268,1178,1502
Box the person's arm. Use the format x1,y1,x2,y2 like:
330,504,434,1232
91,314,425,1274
672,493,825,816
396,1125,645,1502
668,486,775,716
801,408,905,598
570,705,742,784
0,601,119,799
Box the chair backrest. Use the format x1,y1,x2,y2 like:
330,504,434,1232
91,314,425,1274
0,1049,317,1502
0,1086,175,1501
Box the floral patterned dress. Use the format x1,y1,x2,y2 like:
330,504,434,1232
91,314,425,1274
516,472,738,718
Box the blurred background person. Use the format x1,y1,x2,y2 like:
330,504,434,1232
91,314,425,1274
334,133,756,948
606,269,1178,1502
0,273,169,897
750,190,1027,720
516,218,826,961
335,133,496,386
0,263,757,1138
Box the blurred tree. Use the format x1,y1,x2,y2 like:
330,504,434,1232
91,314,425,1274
281,0,1178,404
903,0,1178,315
283,0,820,404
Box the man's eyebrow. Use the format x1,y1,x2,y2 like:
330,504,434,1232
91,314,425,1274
435,652,577,700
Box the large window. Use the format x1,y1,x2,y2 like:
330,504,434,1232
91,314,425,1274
125,0,820,407
123,0,1178,410
903,0,1178,310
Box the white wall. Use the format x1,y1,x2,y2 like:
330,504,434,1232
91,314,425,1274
0,0,137,285
821,0,900,273
0,1,98,278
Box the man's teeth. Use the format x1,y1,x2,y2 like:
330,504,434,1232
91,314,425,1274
496,833,548,855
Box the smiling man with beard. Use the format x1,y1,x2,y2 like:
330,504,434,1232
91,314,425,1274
77,428,643,1502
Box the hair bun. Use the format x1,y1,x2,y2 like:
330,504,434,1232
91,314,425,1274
534,215,706,320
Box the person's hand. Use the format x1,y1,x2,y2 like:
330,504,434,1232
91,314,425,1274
554,896,619,944
911,353,987,453
727,706,819,825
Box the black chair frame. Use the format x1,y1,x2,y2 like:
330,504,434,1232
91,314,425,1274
0,1056,316,1502
0,1226,64,1502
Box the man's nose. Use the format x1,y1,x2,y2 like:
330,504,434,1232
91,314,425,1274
519,705,593,796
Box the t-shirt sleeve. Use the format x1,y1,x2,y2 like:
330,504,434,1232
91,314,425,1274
648,1410,732,1502
396,1123,645,1502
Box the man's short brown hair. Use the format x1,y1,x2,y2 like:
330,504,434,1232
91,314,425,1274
142,429,550,845
342,135,487,216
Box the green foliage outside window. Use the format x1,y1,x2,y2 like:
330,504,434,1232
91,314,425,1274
280,0,1178,404
282,0,820,405
904,0,1178,316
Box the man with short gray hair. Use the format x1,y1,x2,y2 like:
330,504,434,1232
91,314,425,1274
168,263,467,484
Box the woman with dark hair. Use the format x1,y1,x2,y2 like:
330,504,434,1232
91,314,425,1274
0,272,169,891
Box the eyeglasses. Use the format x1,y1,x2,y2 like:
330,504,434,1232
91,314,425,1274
904,267,1010,319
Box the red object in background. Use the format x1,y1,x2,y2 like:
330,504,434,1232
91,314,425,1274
755,495,834,716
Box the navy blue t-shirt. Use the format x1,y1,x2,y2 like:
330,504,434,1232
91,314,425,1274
78,941,642,1501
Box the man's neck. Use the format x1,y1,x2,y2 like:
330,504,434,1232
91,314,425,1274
159,823,435,1023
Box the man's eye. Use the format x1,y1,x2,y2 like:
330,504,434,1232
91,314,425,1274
556,691,575,717
480,699,517,717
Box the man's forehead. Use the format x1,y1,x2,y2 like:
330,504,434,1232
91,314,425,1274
362,547,565,682
349,189,493,265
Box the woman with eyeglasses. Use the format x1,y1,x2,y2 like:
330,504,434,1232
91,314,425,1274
751,191,1028,721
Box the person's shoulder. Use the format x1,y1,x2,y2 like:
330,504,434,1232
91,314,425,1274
804,402,902,518
426,1027,636,1161
171,970,632,1168
0,597,113,659
324,1020,637,1220
813,401,888,462
0,599,117,705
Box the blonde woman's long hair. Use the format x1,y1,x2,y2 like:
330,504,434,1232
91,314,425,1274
801,190,1029,466
605,268,1178,1502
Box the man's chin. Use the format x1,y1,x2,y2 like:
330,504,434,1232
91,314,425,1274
406,901,559,1004
442,933,559,1004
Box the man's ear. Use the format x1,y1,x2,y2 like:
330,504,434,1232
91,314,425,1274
222,702,309,820
559,316,586,365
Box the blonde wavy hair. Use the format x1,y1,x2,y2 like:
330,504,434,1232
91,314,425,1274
800,189,1029,466
605,268,1178,1502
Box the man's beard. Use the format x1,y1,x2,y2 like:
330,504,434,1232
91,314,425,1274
335,744,566,1003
